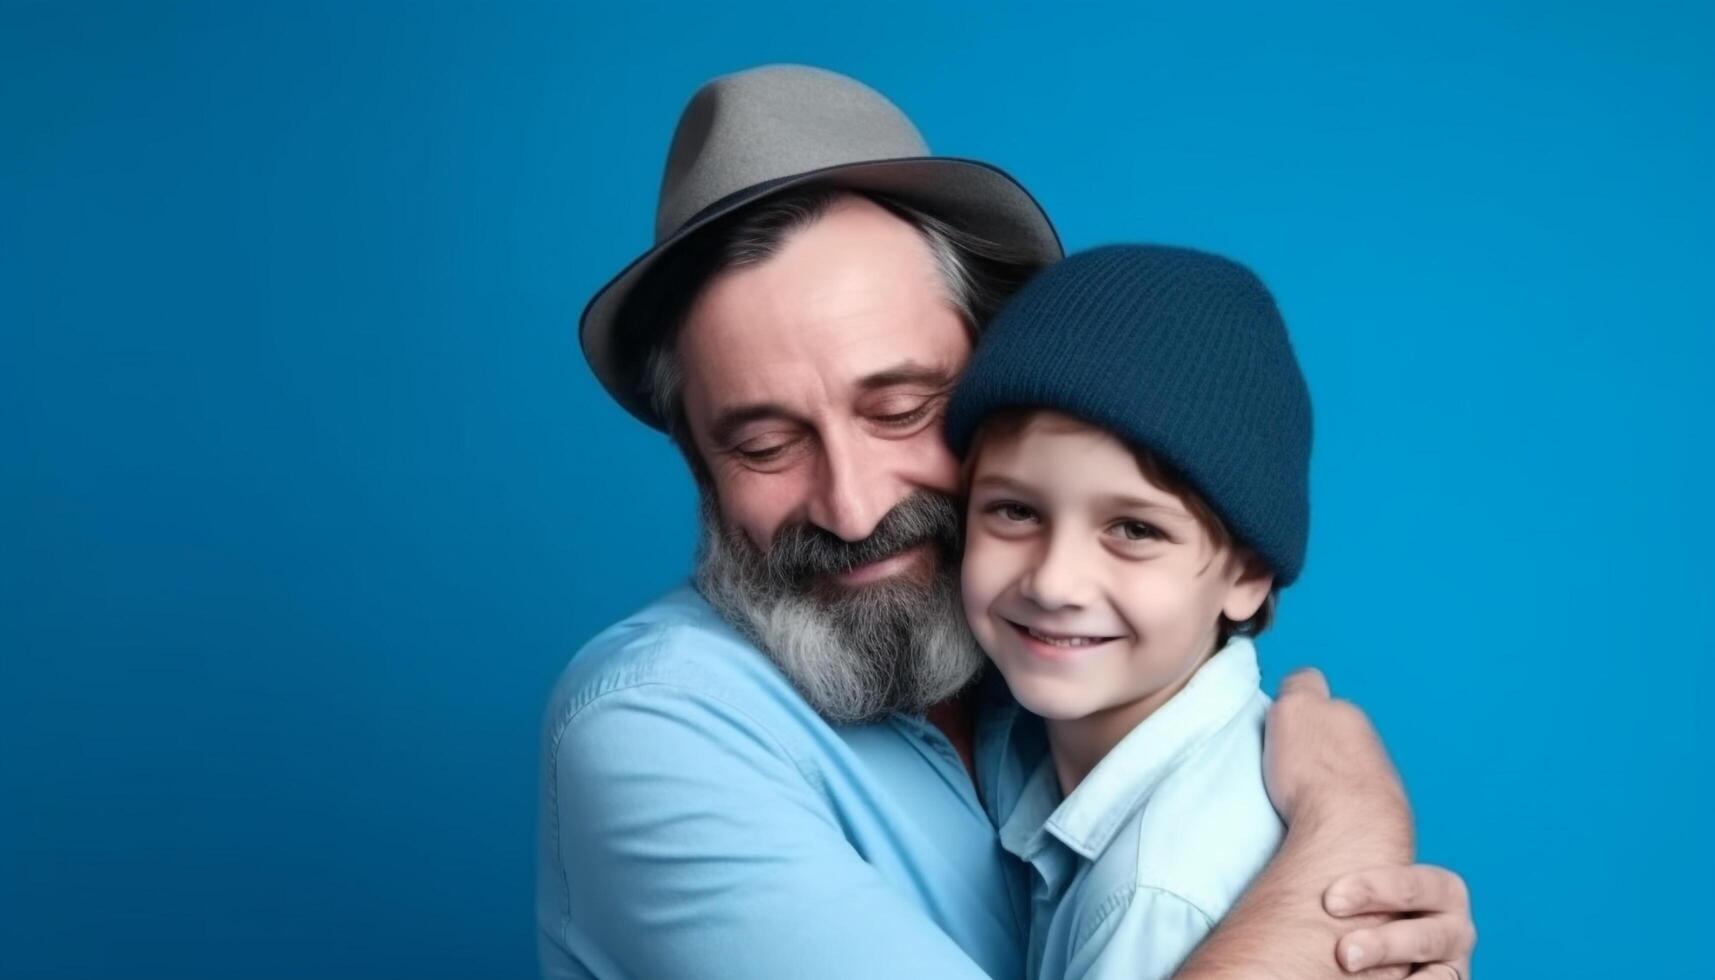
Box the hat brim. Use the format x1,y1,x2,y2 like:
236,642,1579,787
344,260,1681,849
579,156,1064,429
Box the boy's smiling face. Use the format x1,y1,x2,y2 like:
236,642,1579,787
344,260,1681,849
961,411,1273,724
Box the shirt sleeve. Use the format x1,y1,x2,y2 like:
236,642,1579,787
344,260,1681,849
1063,885,1216,980
539,681,996,980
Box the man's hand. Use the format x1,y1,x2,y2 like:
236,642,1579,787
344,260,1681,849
1263,668,1412,850
1177,669,1473,980
1262,669,1474,978
1325,864,1476,978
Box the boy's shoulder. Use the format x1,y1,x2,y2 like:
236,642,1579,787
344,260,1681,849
1096,689,1285,920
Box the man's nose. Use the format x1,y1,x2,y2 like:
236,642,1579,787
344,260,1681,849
1018,533,1093,611
807,429,895,542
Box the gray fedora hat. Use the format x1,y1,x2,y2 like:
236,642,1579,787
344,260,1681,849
580,63,1063,429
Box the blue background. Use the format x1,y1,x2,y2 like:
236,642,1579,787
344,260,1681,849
4,2,1710,977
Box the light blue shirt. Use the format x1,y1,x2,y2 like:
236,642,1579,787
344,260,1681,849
535,586,1037,979
991,639,1285,980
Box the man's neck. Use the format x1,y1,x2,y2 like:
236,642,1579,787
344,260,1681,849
924,695,978,779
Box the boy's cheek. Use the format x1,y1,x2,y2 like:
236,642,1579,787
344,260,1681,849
960,535,1002,592
958,525,987,579
958,539,1002,625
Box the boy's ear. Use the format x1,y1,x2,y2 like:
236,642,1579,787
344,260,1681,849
1222,551,1275,623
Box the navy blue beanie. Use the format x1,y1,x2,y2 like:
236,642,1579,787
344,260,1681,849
945,244,1312,586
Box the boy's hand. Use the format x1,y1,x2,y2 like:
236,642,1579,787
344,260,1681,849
1326,864,1476,978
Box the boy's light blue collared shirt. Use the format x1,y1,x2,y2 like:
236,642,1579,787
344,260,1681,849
536,587,1037,979
991,638,1285,980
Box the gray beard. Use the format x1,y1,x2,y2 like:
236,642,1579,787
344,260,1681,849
692,489,986,725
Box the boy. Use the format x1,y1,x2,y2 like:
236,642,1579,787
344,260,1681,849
944,244,1313,980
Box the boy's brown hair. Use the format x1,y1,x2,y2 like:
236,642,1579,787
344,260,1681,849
960,409,1277,646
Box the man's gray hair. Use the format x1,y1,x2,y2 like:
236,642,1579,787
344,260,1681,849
641,186,1040,458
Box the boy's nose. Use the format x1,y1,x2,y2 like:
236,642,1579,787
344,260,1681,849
1017,535,1094,610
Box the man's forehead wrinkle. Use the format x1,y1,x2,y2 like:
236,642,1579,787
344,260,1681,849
714,299,959,400
677,194,971,442
690,337,839,443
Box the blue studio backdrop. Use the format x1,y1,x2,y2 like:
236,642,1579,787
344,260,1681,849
3,2,1711,977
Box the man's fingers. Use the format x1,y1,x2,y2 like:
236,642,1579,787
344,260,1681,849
1338,915,1475,973
1326,864,1469,916
1277,667,1330,700
1406,965,1466,980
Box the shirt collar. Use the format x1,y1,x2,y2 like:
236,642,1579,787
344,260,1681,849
1038,638,1262,861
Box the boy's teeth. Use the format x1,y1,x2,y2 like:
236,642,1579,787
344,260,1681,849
1026,627,1104,647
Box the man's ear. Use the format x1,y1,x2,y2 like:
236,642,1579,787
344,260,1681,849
1222,551,1275,623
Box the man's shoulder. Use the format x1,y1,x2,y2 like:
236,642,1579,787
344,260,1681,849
542,586,810,746
1121,690,1284,915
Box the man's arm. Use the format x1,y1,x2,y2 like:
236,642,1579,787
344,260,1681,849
1173,670,1475,980
537,681,995,980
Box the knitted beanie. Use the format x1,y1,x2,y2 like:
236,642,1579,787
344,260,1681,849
945,244,1312,585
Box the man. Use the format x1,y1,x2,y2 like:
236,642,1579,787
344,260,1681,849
538,65,1475,979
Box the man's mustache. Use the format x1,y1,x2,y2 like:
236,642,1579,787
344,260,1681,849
759,490,963,587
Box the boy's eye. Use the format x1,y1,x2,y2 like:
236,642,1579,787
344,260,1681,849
986,501,1039,524
1112,520,1162,542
